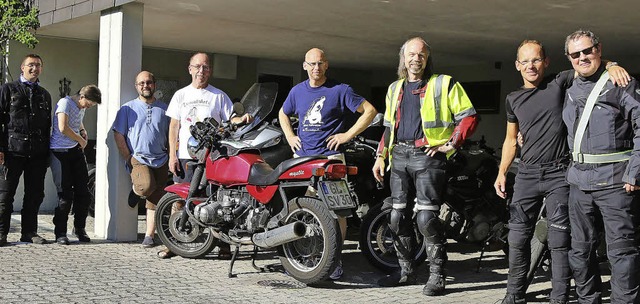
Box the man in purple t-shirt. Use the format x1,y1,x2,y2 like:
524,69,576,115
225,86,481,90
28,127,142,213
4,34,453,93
278,48,377,280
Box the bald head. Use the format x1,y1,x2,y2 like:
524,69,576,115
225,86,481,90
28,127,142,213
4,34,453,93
305,48,326,62
135,71,156,102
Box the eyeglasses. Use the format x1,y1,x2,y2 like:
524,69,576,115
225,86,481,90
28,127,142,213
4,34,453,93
517,58,544,66
305,61,325,67
136,81,155,87
567,45,596,59
23,63,42,68
189,64,210,71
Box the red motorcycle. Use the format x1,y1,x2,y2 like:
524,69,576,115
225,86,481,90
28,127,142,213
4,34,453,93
155,83,357,284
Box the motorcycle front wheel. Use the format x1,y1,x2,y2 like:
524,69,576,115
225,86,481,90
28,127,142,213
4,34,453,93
155,193,218,258
279,197,340,285
359,202,427,273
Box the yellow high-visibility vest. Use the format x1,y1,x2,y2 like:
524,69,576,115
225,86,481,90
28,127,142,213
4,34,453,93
382,74,476,162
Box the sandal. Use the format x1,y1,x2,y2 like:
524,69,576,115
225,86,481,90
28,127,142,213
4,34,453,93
157,248,176,259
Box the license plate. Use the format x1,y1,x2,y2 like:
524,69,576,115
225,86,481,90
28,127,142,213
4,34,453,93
318,180,356,210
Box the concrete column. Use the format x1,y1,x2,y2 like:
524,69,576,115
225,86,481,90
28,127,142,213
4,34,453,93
94,3,143,241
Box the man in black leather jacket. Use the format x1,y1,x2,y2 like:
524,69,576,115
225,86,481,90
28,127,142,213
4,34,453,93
0,54,52,246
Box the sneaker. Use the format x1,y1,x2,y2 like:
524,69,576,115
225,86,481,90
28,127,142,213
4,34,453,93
141,236,155,248
20,233,48,244
56,236,70,245
73,228,91,243
329,260,343,280
0,234,6,247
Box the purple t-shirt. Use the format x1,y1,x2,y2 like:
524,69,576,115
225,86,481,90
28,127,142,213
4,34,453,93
282,79,364,156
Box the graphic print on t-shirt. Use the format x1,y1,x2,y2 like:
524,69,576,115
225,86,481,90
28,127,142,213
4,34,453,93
186,106,198,123
303,96,325,131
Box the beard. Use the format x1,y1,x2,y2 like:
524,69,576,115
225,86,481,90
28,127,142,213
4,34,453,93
141,90,154,98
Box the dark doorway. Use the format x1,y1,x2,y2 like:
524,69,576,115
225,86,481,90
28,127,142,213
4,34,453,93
258,74,294,123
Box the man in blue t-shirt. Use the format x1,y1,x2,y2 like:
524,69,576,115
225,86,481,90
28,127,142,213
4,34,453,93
278,48,377,280
112,71,170,248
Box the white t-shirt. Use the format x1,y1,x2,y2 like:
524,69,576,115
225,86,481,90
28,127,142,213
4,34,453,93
166,84,233,159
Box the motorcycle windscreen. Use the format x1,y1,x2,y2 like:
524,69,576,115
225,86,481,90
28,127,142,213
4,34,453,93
234,82,278,138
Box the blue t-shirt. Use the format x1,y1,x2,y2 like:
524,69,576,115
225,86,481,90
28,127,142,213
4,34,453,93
112,98,170,168
50,96,84,149
282,79,364,156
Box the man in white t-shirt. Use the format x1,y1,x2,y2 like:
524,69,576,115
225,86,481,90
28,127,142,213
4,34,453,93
162,52,250,259
166,52,250,182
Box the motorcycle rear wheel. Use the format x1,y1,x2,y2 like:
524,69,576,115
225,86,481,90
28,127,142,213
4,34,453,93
279,197,340,285
359,202,427,273
155,193,218,258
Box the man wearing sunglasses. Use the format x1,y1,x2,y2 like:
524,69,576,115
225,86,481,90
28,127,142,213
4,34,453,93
112,71,170,249
562,29,640,304
495,40,630,304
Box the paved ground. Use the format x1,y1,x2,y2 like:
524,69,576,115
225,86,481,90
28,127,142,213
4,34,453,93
0,213,612,304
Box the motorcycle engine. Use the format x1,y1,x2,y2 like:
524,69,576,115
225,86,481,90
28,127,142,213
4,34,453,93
466,211,500,243
193,189,252,225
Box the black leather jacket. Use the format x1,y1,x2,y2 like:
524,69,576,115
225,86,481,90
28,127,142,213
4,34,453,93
0,80,52,156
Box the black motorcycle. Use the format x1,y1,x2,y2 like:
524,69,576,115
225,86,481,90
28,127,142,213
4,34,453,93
359,138,511,272
341,114,390,219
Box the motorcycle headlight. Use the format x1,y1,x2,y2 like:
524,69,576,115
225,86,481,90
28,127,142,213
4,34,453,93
187,136,200,159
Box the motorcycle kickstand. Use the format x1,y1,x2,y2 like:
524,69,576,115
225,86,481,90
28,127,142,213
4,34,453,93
228,244,241,278
476,243,487,272
251,246,278,273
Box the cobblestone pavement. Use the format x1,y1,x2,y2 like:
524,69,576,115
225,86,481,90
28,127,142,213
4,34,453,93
0,213,611,303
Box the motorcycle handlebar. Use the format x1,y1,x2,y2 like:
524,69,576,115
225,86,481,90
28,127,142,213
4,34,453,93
363,138,379,146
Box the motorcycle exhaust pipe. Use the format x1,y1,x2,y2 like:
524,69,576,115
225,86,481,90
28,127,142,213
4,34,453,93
252,221,307,249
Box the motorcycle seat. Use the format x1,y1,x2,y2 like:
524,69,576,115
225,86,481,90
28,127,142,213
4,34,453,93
248,155,327,186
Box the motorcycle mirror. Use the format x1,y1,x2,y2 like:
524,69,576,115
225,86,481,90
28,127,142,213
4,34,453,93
232,102,245,118
369,113,384,127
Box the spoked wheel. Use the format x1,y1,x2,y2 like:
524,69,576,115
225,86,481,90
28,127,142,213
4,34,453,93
359,202,427,273
279,197,340,285
155,193,218,258
87,168,96,218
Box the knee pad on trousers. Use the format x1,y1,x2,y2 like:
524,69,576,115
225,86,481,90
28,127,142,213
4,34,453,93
389,208,412,236
547,222,570,251
569,240,594,269
416,210,443,243
507,222,532,250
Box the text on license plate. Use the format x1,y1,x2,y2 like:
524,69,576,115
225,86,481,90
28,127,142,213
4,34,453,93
319,180,356,210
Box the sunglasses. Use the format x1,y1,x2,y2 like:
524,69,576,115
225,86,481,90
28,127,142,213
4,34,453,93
567,45,596,59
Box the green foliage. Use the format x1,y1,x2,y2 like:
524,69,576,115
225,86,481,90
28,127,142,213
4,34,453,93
0,0,40,55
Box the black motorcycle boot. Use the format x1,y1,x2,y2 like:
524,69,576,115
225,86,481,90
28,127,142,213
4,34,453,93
423,243,447,296
500,293,526,304
378,236,416,287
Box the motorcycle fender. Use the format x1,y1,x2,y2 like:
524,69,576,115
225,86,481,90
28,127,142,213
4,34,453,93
247,185,278,204
332,208,350,219
164,183,190,199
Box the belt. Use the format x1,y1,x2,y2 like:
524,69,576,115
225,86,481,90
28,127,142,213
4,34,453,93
396,140,417,147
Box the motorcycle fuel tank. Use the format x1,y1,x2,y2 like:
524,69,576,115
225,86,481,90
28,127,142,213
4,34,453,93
206,152,264,186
